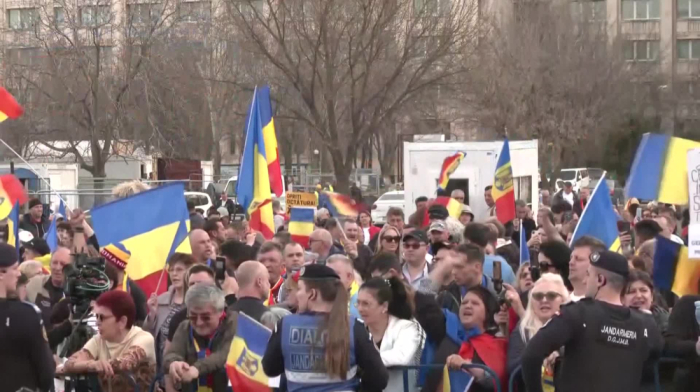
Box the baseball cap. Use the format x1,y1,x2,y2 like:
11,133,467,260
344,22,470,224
403,230,428,244
589,250,629,278
429,220,448,233
25,238,51,257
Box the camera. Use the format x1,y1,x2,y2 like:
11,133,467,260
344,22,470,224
63,254,111,319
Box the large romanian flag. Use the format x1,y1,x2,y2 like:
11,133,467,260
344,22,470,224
257,86,284,197
570,174,621,252
237,87,276,239
0,175,28,220
288,207,315,249
626,133,700,205
653,235,700,297
91,183,190,297
0,87,23,123
226,313,272,392
318,191,360,218
437,152,466,191
492,139,515,224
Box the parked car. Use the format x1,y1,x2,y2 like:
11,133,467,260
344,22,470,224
555,168,605,193
185,191,213,216
371,190,405,225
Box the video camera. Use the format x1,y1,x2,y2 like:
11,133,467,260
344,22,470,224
63,254,111,318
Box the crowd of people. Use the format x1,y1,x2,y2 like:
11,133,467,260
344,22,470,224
1,180,699,392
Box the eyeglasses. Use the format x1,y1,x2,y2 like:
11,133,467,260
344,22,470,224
532,291,562,302
403,242,424,250
95,314,114,322
382,236,401,243
539,263,552,272
188,313,213,323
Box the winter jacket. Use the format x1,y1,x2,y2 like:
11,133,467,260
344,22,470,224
20,213,51,240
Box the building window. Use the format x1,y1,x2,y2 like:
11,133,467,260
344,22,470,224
179,1,211,22
679,0,700,19
7,8,38,30
54,7,65,26
678,39,700,59
128,3,162,25
81,5,111,26
514,176,532,205
570,1,607,22
623,40,659,61
622,0,660,20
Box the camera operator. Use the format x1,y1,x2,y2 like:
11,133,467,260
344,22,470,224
0,242,55,392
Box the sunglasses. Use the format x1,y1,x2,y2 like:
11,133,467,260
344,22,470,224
539,263,553,272
532,291,561,302
382,236,401,243
188,313,213,323
403,242,423,250
95,314,114,322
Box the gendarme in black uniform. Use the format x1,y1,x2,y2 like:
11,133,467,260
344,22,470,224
521,250,663,392
0,243,55,392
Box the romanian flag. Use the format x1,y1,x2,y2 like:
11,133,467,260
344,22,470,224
0,87,24,123
318,191,360,218
421,197,462,227
289,207,315,248
493,139,515,224
257,86,284,197
519,221,530,265
437,152,466,191
226,313,272,392
90,183,190,297
653,235,700,297
442,365,474,392
7,201,19,258
570,174,621,252
0,175,28,220
237,87,276,239
46,200,66,253
626,133,700,205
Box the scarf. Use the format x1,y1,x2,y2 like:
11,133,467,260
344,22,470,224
457,329,508,391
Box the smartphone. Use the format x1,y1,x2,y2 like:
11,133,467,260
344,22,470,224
214,256,226,281
617,221,631,233
563,211,574,223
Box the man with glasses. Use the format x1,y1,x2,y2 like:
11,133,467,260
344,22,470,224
164,284,238,392
401,230,432,290
308,229,334,265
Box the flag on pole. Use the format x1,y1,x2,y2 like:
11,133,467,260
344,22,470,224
437,152,466,191
226,313,272,392
237,87,276,239
46,200,66,253
570,174,621,252
0,87,23,123
653,235,700,297
0,174,28,220
493,139,515,224
90,183,190,297
7,201,19,258
317,192,360,218
257,86,285,197
288,207,315,248
520,221,530,265
441,365,474,392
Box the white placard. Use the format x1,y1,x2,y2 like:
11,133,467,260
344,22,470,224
687,149,700,257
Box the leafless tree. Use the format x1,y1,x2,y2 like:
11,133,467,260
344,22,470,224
226,0,480,192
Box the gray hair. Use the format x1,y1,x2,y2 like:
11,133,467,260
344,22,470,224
445,217,465,244
185,284,225,312
326,254,352,267
316,208,330,218
261,307,291,329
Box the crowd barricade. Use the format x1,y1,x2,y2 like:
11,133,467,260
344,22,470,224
391,363,502,392
60,371,138,392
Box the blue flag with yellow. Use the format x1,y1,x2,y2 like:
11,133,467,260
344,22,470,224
226,313,272,392
90,183,190,297
653,235,700,297
7,201,19,257
570,174,621,252
520,221,530,265
46,199,66,253
442,365,474,392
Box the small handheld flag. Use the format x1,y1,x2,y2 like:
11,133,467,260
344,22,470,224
46,200,66,253
226,313,272,392
437,152,466,191
520,221,530,265
288,207,315,248
653,235,700,297
570,174,621,252
442,365,474,392
318,192,360,218
492,139,515,224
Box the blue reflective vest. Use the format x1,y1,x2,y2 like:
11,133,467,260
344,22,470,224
280,313,359,392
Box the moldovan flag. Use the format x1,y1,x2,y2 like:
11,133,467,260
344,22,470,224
442,365,474,392
653,235,700,297
289,207,315,248
626,133,700,205
569,174,621,252
237,86,276,239
6,201,19,258
257,86,284,197
0,174,28,220
437,152,466,191
318,191,360,218
0,87,23,122
90,183,190,297
492,139,515,224
226,313,272,392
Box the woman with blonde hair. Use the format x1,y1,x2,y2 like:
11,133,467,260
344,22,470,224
375,224,402,257
507,273,569,391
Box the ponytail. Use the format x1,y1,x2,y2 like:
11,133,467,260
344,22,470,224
361,276,415,320
306,278,350,379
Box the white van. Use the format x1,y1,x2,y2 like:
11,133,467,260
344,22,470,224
555,168,605,192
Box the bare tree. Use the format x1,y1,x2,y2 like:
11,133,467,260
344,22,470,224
226,0,480,192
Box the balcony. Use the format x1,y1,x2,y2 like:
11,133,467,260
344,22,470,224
621,20,660,39
678,20,700,38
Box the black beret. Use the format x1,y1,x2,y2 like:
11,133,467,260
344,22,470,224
428,204,449,220
590,250,629,278
0,242,18,268
299,264,340,281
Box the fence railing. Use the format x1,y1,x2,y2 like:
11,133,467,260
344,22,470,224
392,363,502,392
60,371,138,392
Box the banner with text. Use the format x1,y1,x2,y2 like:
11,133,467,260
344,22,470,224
285,192,317,215
687,149,700,257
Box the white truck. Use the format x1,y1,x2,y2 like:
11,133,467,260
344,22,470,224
403,140,539,221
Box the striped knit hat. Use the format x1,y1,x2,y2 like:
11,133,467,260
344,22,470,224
100,243,131,271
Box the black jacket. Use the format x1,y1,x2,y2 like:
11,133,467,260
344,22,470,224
664,295,700,392
19,213,51,240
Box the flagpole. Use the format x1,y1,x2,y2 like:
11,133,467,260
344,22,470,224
0,137,69,207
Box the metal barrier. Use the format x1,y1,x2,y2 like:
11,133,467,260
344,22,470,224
392,363,502,392
62,371,139,392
